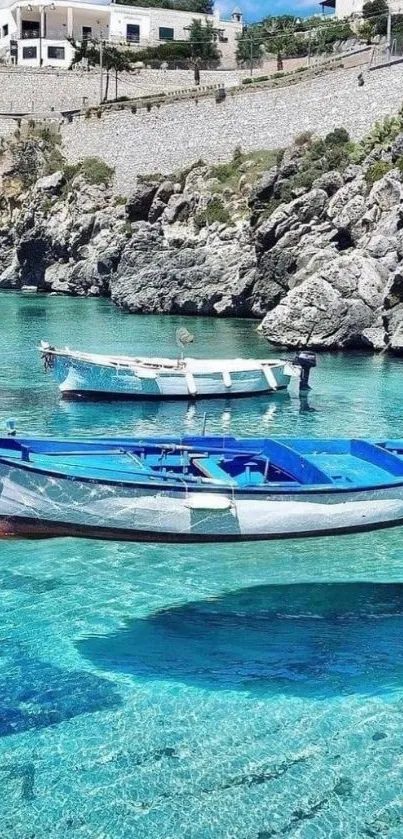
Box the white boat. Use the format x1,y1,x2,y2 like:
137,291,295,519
39,342,298,400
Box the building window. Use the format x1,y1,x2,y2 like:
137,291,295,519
2,24,8,37
159,26,174,41
21,20,40,39
22,45,37,59
48,46,65,60
82,26,92,40
126,24,140,42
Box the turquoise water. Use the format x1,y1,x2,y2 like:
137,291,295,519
2,292,403,837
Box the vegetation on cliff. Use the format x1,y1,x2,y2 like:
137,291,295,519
236,15,354,68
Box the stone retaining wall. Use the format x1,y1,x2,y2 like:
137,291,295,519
0,67,243,113
60,63,403,194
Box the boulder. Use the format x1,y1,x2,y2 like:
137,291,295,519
162,195,191,224
365,234,397,259
35,171,65,194
369,173,402,212
327,178,366,225
249,167,278,205
260,253,385,349
155,180,174,204
312,171,344,196
0,257,20,288
391,133,403,162
261,276,375,349
126,181,158,222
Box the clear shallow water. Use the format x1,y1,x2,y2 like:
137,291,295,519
2,293,403,837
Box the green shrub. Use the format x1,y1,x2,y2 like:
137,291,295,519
63,157,114,186
80,157,114,185
194,197,232,229
365,160,392,184
242,77,253,84
272,71,285,79
325,127,350,146
113,194,127,206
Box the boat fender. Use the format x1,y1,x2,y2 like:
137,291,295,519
262,365,278,391
135,367,158,380
222,370,232,389
185,371,197,397
185,494,232,512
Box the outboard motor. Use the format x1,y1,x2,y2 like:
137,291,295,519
293,350,317,391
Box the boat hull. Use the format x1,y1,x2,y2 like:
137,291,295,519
50,356,292,399
2,462,403,542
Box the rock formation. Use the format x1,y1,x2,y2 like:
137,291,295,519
3,119,403,351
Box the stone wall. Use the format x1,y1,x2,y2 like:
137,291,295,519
0,66,243,113
60,63,403,194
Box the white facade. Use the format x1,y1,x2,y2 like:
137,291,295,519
0,0,242,69
335,0,403,16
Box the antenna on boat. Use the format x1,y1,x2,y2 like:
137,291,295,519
201,412,207,436
176,327,194,364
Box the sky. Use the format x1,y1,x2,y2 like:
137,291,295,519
216,0,321,23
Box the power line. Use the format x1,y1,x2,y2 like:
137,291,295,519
79,10,397,53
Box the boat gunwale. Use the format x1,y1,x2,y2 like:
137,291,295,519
2,454,403,496
39,347,291,375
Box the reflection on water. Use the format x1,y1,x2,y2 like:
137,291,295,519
52,391,290,438
78,582,403,699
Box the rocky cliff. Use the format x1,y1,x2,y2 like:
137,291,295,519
3,119,403,351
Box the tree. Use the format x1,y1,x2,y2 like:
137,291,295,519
236,27,264,69
362,0,388,36
118,0,213,9
188,19,220,62
69,40,134,101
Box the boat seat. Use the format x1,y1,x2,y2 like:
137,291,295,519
236,469,266,487
191,456,230,483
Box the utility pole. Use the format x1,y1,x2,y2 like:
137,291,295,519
386,6,392,64
99,35,104,104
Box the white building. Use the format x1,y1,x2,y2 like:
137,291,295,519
333,0,403,17
0,0,243,68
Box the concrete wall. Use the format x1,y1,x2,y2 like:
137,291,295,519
58,62,403,194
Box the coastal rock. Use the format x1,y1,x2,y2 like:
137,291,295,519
391,133,403,162
162,195,191,224
250,167,278,205
35,171,65,194
110,221,256,316
369,173,402,212
260,253,385,349
312,171,344,196
126,181,158,222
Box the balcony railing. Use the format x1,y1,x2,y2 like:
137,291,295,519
21,30,40,39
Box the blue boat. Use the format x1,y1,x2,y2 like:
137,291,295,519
2,434,403,542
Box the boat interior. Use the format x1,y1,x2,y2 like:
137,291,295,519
1,436,403,491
